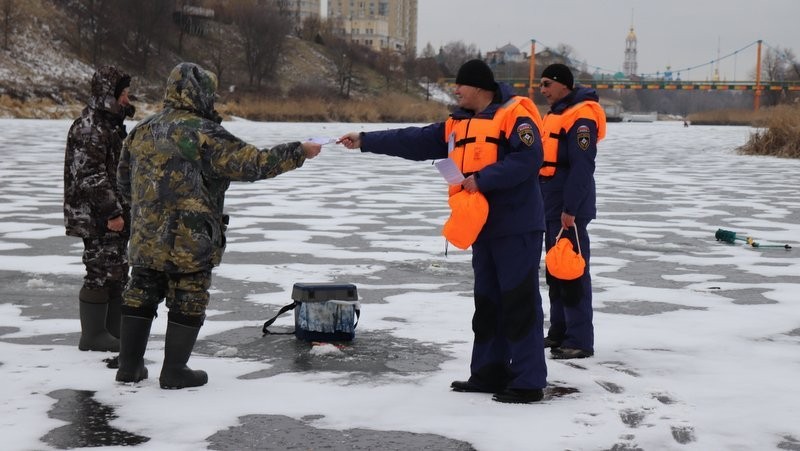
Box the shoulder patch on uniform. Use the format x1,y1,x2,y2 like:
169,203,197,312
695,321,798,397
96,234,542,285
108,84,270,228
517,122,535,147
576,124,591,150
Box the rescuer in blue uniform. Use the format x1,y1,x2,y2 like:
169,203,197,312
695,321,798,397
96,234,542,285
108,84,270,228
539,63,606,359
339,59,548,403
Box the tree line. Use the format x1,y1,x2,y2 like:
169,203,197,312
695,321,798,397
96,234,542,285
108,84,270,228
1,0,796,114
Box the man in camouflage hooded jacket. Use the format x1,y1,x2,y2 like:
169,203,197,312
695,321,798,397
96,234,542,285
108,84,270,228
64,65,135,354
115,62,321,389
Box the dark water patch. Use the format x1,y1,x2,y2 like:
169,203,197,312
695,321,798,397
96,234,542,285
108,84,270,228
671,425,696,444
779,435,800,450
619,408,647,428
608,441,644,451
786,328,800,337
596,380,625,394
0,271,79,320
0,326,19,337
206,414,476,451
596,300,706,316
556,360,588,370
197,327,451,380
600,361,641,377
724,288,777,305
653,392,677,404
41,389,149,448
544,384,580,399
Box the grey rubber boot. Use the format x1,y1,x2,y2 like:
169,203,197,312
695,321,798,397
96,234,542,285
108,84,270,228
78,286,120,352
115,316,152,383
159,322,208,389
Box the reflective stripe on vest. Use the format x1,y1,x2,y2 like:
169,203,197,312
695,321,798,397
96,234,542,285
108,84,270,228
540,101,606,177
444,96,542,196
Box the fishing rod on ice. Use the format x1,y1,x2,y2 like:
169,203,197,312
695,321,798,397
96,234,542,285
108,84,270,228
715,228,792,250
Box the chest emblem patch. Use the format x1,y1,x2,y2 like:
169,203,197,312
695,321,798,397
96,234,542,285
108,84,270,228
576,125,591,150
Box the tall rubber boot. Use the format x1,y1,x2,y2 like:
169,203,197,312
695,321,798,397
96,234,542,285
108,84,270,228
106,281,124,339
78,286,119,352
115,316,152,383
159,322,208,389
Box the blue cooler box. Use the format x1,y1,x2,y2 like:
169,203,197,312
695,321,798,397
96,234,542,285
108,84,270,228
292,283,359,342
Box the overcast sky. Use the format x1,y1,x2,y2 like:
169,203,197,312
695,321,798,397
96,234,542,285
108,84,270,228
416,0,799,81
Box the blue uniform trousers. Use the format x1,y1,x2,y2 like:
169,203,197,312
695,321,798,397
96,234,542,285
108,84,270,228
545,218,594,352
469,231,546,390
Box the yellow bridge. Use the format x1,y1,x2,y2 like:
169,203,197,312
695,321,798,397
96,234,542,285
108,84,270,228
496,79,800,92
449,40,792,110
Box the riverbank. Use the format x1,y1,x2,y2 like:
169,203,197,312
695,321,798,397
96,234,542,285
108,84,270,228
0,93,452,124
734,104,800,158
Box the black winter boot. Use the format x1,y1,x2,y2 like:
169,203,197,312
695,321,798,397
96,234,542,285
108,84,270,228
115,316,152,383
159,322,208,390
78,286,120,352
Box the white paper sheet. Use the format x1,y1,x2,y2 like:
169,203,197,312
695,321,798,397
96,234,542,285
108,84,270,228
434,159,464,185
306,137,338,145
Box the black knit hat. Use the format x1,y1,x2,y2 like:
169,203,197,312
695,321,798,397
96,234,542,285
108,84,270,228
541,63,574,89
455,59,498,91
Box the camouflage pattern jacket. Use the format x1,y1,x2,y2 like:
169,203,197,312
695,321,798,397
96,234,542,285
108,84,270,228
64,66,131,238
118,62,307,273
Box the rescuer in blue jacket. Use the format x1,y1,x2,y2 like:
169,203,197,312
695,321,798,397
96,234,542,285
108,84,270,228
339,59,547,403
539,63,606,359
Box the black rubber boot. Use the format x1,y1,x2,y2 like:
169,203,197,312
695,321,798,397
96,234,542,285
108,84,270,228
115,316,152,383
159,322,208,390
78,286,120,352
105,281,124,339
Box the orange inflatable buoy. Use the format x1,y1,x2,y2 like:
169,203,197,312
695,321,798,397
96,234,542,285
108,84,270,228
545,226,586,280
442,190,489,250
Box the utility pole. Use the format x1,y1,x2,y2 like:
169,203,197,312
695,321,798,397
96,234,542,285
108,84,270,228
528,39,536,100
754,40,762,111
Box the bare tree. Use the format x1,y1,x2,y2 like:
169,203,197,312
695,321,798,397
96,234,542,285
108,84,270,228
420,42,436,59
376,48,401,89
62,0,114,64
115,0,171,73
759,47,796,106
416,56,441,101
401,47,417,92
553,43,577,64
1,0,16,50
328,37,356,97
206,26,231,90
438,41,479,76
232,0,290,87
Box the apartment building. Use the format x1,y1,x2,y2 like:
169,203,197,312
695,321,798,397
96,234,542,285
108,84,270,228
287,0,322,23
327,0,417,53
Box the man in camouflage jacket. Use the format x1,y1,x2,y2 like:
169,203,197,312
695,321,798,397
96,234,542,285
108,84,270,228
64,65,135,354
115,62,321,389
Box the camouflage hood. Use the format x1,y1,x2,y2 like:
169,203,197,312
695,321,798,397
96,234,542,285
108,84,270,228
89,65,130,116
163,62,219,121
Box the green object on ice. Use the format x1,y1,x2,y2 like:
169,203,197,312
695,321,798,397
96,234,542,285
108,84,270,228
715,228,792,250
715,228,748,244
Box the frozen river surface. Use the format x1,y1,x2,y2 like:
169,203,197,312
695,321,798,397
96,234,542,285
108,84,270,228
1,118,799,450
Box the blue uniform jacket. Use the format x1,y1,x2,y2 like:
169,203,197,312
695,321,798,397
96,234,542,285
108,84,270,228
360,83,545,241
541,87,600,220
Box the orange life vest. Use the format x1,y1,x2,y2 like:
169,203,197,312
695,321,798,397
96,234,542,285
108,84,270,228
444,96,543,196
440,96,542,249
540,101,606,177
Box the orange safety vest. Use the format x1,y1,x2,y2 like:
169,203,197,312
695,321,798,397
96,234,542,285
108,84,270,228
540,101,606,177
440,96,542,249
444,96,543,196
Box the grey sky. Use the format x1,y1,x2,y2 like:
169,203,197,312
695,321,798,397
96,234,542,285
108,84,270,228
416,0,799,81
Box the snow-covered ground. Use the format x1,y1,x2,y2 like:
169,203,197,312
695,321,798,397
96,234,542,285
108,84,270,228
1,119,799,450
